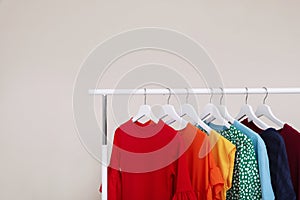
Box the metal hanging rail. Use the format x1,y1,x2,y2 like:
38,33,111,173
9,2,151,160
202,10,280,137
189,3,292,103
90,87,300,200
89,87,300,95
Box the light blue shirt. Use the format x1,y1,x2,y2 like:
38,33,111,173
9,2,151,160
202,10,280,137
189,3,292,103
233,120,274,200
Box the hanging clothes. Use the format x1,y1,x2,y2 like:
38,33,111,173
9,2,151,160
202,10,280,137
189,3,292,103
105,118,197,200
196,125,236,200
96,87,300,200
277,124,300,200
233,120,274,200
177,123,224,200
242,119,296,200
207,123,262,200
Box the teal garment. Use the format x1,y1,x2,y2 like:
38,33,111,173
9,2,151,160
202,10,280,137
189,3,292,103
208,123,262,200
233,120,274,200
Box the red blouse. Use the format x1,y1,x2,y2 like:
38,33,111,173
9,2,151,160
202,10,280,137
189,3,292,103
104,119,196,200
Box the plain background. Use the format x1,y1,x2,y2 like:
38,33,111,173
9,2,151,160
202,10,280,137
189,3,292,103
1,0,300,199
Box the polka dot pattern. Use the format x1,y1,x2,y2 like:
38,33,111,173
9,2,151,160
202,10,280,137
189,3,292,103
219,126,262,200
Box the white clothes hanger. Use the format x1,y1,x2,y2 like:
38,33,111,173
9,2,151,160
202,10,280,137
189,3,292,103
158,88,187,127
132,88,159,123
173,88,212,133
235,87,269,129
216,87,235,124
255,87,284,127
206,88,235,124
199,88,231,129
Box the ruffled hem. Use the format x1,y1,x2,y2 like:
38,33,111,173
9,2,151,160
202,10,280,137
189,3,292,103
213,183,224,200
172,191,197,200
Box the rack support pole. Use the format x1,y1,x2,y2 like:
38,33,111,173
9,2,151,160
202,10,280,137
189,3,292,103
102,95,108,200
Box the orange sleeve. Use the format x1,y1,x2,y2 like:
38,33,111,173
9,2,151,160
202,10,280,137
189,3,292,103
208,137,225,199
210,164,225,199
207,131,237,200
198,130,224,200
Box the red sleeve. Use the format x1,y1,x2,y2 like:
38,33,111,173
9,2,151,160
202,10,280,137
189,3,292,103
172,134,197,200
107,167,121,200
99,129,122,200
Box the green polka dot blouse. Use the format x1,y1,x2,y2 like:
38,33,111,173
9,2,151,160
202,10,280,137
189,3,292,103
218,125,262,200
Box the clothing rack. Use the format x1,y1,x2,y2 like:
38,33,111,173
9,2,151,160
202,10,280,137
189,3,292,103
89,87,300,200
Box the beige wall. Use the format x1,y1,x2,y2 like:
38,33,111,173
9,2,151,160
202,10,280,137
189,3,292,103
1,0,300,200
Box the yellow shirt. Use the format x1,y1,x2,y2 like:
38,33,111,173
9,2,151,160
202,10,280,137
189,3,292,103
207,130,236,200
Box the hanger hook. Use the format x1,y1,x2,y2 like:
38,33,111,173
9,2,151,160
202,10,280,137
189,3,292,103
219,87,224,105
263,87,268,104
167,88,171,104
185,88,189,103
245,87,249,104
209,88,214,103
144,88,147,104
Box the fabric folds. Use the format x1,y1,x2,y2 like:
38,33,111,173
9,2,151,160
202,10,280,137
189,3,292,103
172,191,197,200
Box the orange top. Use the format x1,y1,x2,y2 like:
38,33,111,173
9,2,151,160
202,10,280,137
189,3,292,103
208,130,236,200
178,123,224,200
